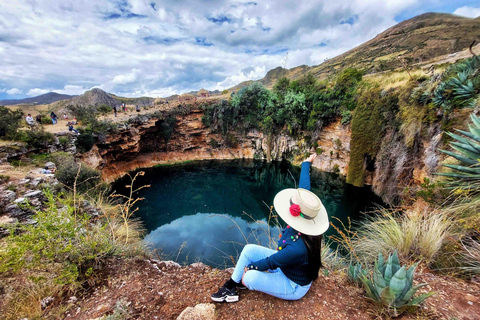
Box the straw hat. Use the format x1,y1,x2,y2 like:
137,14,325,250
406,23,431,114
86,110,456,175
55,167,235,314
273,188,329,236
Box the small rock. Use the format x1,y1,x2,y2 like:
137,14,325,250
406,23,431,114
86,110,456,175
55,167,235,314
0,190,16,204
45,162,56,169
24,190,42,198
67,296,77,303
176,303,215,320
18,179,30,185
30,178,44,187
41,296,54,309
468,301,473,306
14,198,26,204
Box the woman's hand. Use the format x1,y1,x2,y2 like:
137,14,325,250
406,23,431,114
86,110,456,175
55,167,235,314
241,267,248,286
305,154,317,163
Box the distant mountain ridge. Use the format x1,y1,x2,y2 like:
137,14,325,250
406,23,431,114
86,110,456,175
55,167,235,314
0,92,75,106
231,12,480,89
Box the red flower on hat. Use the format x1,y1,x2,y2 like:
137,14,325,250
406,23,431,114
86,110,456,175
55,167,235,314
289,204,301,217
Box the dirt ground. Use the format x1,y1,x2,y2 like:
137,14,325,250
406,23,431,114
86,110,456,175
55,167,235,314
48,258,480,320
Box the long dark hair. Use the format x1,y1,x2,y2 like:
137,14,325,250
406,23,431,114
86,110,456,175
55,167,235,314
302,234,323,281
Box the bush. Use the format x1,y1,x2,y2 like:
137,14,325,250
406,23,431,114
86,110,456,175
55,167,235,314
55,156,102,193
0,174,10,184
349,203,452,264
22,129,55,149
75,132,94,153
225,133,238,148
221,89,229,95
0,106,23,140
41,114,52,124
209,138,220,149
58,136,69,149
0,190,147,319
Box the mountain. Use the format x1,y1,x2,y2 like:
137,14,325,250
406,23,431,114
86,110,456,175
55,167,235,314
0,92,75,106
235,12,480,89
69,88,119,107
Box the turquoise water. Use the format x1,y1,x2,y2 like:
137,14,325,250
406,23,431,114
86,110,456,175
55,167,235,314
112,159,382,267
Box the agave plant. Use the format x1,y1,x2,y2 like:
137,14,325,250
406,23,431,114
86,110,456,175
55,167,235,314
359,251,436,317
437,113,480,188
347,262,368,285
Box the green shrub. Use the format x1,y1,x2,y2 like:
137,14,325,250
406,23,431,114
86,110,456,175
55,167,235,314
0,106,23,140
209,138,220,149
55,157,101,193
22,129,55,149
0,174,10,184
315,147,324,155
58,136,69,149
225,133,238,148
41,115,52,124
359,251,436,318
75,132,94,153
221,89,229,95
341,109,352,125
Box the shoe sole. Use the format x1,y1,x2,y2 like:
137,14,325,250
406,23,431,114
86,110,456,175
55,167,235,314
211,295,239,303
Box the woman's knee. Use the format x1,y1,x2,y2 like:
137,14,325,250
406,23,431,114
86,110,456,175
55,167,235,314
242,270,259,289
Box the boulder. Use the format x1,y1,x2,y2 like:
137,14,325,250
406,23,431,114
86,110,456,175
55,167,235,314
45,162,56,169
0,190,16,205
176,303,215,320
24,190,42,198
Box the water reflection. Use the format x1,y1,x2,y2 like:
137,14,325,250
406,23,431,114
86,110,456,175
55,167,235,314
144,212,281,268
112,159,382,267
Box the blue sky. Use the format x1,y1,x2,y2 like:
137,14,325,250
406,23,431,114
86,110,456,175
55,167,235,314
0,0,479,100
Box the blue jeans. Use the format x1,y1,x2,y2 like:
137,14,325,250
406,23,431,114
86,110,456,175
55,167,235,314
231,244,311,300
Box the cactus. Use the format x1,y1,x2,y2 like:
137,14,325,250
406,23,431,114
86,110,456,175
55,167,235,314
347,262,367,285
359,251,436,317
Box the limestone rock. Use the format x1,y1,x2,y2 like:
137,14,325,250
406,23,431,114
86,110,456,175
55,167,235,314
0,190,16,204
24,190,42,198
176,303,215,320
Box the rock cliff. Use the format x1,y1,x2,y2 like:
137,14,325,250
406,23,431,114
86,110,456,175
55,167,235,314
82,108,351,182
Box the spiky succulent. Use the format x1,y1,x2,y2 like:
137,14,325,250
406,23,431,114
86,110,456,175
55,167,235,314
437,113,480,189
347,262,368,285
359,251,436,317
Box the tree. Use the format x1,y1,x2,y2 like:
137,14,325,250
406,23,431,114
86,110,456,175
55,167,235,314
0,106,23,140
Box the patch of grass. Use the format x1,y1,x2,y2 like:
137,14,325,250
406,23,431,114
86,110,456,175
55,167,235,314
0,176,149,319
349,202,453,265
0,174,10,183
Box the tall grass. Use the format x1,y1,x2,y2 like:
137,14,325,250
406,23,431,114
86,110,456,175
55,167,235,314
348,201,453,264
0,174,149,319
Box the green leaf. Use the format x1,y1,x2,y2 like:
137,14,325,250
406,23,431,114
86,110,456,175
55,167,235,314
377,252,385,275
360,275,380,301
471,114,480,130
451,144,480,161
380,287,396,307
447,132,480,153
405,291,437,306
438,149,478,166
456,128,480,144
443,164,480,174
450,141,480,155
373,262,387,297
389,266,407,299
391,251,401,276
400,283,429,305
384,258,393,284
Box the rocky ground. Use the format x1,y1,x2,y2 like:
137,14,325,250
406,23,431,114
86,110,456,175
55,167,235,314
39,257,478,320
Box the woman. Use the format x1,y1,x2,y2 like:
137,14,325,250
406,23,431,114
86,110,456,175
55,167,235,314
50,111,57,125
211,154,329,302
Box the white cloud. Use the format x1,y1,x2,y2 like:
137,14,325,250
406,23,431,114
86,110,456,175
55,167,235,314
0,0,469,99
27,88,50,96
112,68,141,85
453,6,480,18
55,85,87,95
6,88,24,95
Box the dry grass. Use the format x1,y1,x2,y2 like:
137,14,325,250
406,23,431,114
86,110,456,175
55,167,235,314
349,201,453,264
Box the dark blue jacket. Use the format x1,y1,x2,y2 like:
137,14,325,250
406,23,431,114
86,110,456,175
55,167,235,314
247,162,313,286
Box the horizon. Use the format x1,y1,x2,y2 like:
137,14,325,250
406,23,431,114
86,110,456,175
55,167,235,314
1,0,480,101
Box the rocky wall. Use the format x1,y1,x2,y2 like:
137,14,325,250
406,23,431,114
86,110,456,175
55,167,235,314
82,109,352,182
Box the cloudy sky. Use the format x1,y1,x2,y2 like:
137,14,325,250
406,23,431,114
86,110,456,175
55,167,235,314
1,0,479,100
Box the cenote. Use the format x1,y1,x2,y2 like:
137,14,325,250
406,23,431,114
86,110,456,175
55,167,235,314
112,159,382,268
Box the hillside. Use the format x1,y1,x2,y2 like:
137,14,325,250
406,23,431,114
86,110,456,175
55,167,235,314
235,12,480,89
0,92,75,106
